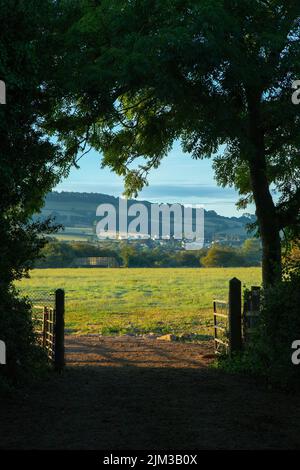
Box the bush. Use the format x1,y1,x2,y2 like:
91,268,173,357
256,274,300,387
201,244,246,267
220,273,300,389
0,286,48,389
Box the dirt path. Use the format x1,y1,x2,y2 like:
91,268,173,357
1,336,300,450
66,335,215,368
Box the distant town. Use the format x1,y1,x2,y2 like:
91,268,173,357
36,191,257,248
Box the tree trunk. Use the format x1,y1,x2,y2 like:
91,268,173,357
247,93,282,287
249,159,282,287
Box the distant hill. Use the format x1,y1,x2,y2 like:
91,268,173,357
35,191,256,243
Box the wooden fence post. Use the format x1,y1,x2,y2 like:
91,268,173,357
42,306,48,348
54,289,65,372
228,277,242,355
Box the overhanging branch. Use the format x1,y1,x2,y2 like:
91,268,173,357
276,188,300,230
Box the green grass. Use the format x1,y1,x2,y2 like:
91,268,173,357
17,267,261,337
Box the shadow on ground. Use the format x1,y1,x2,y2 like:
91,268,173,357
1,336,300,450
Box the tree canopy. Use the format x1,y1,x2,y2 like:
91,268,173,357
47,0,300,286
0,0,74,379
0,0,73,285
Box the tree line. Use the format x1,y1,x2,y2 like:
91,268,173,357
35,239,262,269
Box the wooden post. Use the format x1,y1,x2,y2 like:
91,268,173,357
213,301,217,351
42,306,48,348
54,289,65,372
228,277,242,355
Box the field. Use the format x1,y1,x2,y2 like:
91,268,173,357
17,267,261,337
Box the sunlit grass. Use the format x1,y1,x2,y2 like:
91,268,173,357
17,267,261,337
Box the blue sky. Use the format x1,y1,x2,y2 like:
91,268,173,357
55,142,255,217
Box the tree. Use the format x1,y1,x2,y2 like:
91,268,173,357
120,243,137,267
0,0,69,286
201,245,245,267
284,238,300,273
49,0,300,287
241,239,262,266
0,1,71,379
176,251,201,267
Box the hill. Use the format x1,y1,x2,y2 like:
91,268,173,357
35,191,256,243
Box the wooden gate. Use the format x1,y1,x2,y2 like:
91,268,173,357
243,286,261,341
32,289,65,371
213,299,229,354
42,306,56,361
213,279,260,355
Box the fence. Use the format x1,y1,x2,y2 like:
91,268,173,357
31,289,65,371
213,299,229,355
243,286,261,341
213,278,260,355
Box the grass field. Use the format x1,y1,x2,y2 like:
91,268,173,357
17,267,261,337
